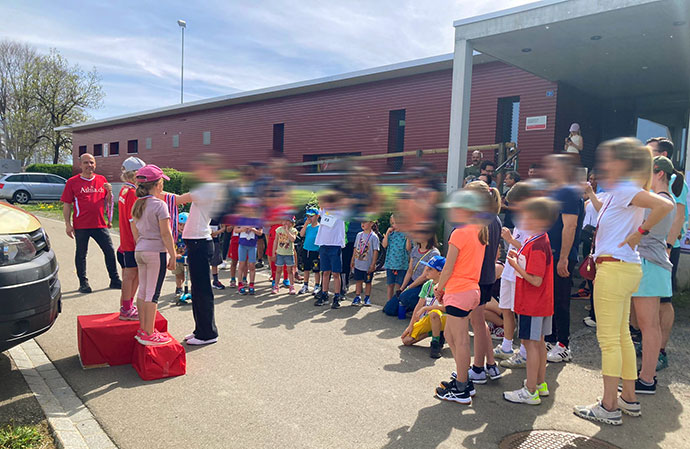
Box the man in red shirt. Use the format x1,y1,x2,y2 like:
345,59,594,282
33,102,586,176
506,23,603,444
61,153,121,293
117,156,146,319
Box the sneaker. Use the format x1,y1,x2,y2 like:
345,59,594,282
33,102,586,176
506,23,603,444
363,296,371,307
618,396,641,417
547,342,572,363
491,326,505,340
239,286,248,295
618,378,656,395
331,296,341,309
119,306,139,321
229,280,237,288
493,344,514,360
523,379,549,397
352,296,362,306
657,352,668,371
78,282,92,294
272,286,280,294
175,287,183,296
573,401,622,426
212,280,225,290
583,316,597,328
134,328,146,343
289,286,297,295
503,386,541,405
218,262,227,270
283,279,290,287
138,331,172,346
185,337,218,345
314,292,329,306
313,284,322,295
435,379,473,405
500,352,527,369
298,284,309,295
571,288,591,299
439,372,477,395
545,342,554,353
109,279,122,289
430,340,442,359
255,260,264,269
183,333,195,341
486,364,502,380
468,367,488,385
249,287,255,295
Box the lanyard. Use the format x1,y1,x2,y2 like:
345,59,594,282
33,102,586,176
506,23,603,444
357,232,373,254
413,248,433,273
517,233,545,256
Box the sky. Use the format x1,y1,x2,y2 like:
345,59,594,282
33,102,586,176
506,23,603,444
1,0,533,121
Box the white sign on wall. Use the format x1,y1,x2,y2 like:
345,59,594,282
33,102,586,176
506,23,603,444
525,115,547,131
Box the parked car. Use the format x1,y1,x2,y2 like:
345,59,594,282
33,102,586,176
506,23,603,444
0,172,67,204
0,202,61,352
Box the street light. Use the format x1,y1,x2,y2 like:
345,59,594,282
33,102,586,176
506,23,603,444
177,19,186,104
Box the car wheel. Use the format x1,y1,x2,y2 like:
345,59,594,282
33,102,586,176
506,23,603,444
13,190,30,204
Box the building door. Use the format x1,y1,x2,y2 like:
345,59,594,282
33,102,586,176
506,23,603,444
387,109,406,172
496,96,520,171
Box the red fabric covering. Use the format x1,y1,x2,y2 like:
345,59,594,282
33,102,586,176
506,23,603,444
132,333,186,381
77,312,168,367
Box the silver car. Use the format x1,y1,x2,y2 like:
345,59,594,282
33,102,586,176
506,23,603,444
0,173,67,204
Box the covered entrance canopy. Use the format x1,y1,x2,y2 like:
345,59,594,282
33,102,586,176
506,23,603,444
447,0,690,191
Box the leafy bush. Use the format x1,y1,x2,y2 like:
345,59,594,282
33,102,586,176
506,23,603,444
161,168,193,195
24,163,73,180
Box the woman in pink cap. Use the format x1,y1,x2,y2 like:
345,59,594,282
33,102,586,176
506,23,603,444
565,123,584,161
130,165,177,345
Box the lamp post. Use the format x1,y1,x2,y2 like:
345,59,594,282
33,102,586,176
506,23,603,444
177,19,186,104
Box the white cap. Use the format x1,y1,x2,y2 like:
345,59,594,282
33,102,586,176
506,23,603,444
122,156,146,172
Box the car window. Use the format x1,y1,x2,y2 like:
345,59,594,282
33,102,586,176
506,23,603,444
5,174,27,182
27,174,46,183
48,175,66,184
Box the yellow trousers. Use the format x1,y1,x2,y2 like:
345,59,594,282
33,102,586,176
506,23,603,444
593,261,642,380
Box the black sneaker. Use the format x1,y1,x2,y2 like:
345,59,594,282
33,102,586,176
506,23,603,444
109,278,122,289
78,282,92,294
331,295,341,309
175,287,183,296
430,340,442,359
435,379,472,404
314,292,329,306
439,332,445,347
255,260,264,269
617,376,657,395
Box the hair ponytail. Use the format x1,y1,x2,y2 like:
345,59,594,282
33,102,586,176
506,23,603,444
671,169,685,197
478,227,489,245
131,180,159,220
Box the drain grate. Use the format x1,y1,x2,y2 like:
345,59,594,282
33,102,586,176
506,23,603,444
499,430,621,449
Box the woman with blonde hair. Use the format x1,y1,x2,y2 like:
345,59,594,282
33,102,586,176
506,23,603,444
574,138,673,425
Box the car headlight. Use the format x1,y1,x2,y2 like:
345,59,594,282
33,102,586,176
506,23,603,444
0,234,37,266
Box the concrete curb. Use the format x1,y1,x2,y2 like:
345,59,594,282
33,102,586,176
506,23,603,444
8,340,117,449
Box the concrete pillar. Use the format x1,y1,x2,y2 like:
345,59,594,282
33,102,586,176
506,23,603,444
445,39,474,195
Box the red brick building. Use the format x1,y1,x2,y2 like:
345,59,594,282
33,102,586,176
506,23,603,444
60,54,563,183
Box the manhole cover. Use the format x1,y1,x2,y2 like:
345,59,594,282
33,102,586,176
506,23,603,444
499,430,621,449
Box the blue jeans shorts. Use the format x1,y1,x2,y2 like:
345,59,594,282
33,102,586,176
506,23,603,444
275,254,295,267
319,245,342,273
386,269,407,285
238,245,257,264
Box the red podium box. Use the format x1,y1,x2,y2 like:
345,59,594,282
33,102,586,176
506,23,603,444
132,333,186,381
77,312,168,368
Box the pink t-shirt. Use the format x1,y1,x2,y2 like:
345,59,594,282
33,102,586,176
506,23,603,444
134,197,170,252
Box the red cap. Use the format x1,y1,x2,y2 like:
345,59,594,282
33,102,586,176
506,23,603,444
136,165,170,182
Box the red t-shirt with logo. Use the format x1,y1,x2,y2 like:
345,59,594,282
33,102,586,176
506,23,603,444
60,174,108,230
118,183,138,251
514,234,554,317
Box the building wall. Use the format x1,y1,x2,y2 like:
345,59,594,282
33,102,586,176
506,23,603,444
72,61,558,182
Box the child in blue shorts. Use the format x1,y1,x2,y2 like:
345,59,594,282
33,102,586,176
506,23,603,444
313,198,346,309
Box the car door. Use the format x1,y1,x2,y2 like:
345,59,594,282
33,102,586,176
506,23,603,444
25,174,50,199
45,175,67,200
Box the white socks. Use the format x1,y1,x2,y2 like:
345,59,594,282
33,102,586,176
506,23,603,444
501,338,513,353
519,344,527,358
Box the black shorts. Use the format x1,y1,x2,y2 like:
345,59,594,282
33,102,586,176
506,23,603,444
117,250,137,268
353,268,374,284
479,284,493,305
445,305,471,318
301,249,320,272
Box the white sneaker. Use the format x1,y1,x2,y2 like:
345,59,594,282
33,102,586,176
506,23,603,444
468,367,488,385
500,353,527,369
503,386,541,405
183,333,195,341
547,342,572,363
573,401,622,426
186,337,218,345
219,262,228,270
583,316,596,328
545,342,554,353
493,344,515,360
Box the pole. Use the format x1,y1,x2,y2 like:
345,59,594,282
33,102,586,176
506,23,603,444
180,26,184,104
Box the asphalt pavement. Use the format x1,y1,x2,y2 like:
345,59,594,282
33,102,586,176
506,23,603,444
19,216,690,448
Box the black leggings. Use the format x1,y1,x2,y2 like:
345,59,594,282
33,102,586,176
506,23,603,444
74,228,119,283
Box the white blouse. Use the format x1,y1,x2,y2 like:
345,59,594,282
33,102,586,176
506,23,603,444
593,180,644,263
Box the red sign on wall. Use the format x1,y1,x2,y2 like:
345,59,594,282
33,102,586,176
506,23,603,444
525,115,547,131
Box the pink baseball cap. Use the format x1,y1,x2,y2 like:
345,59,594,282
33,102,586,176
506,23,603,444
136,164,170,182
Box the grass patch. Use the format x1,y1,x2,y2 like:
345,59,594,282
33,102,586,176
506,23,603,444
21,202,120,231
0,424,49,449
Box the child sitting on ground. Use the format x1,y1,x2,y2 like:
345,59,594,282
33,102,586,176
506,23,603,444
273,218,299,295
503,197,558,405
401,255,447,358
350,219,380,306
174,212,189,296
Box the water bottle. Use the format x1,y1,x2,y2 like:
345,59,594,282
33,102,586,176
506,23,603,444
397,291,406,319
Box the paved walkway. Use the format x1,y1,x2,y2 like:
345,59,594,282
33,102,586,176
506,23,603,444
16,217,690,448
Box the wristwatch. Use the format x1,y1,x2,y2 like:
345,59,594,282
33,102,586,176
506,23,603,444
637,226,650,236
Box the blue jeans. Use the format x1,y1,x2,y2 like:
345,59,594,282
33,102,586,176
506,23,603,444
383,284,423,316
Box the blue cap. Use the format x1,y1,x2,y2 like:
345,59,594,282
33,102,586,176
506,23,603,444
305,208,318,216
178,212,189,224
420,255,446,272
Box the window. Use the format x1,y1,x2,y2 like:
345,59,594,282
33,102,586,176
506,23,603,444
145,137,152,150
78,145,87,156
109,142,119,155
6,174,28,182
303,152,361,173
272,123,284,153
172,134,179,148
203,131,211,145
127,139,138,154
387,109,406,171
496,96,520,145
93,143,103,157
27,174,47,183
47,175,66,184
